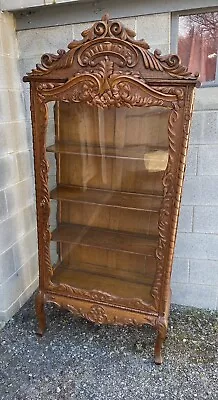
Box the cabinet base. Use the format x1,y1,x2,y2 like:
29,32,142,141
35,289,170,364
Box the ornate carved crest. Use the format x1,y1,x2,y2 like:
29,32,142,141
24,14,199,82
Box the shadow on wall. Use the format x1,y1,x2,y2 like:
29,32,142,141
0,12,38,324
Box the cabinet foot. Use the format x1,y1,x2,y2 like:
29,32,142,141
35,291,46,336
154,318,167,365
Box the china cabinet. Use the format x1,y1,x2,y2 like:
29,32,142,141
24,15,199,364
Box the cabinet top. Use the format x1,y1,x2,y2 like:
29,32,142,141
23,14,200,85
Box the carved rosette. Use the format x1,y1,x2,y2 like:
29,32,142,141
46,296,156,326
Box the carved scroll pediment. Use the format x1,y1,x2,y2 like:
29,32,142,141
38,72,179,109
24,14,199,82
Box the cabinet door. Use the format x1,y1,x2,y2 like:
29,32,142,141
47,101,171,308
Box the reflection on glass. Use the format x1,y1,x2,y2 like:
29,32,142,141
47,102,170,304
178,12,218,83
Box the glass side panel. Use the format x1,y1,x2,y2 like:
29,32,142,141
47,102,170,304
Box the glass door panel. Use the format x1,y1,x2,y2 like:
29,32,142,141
47,101,170,305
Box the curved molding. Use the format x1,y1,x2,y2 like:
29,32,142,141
39,72,179,108
48,281,156,313
46,295,156,326
24,15,199,81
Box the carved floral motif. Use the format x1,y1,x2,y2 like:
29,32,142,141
24,15,199,81
48,281,156,313
151,104,179,307
46,296,156,326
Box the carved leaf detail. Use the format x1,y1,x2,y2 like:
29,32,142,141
24,15,199,81
46,296,156,326
48,282,156,313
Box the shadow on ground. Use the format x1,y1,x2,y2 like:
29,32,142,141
0,295,217,400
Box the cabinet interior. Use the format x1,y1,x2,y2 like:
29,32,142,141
48,102,170,305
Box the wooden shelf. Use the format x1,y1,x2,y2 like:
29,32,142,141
51,223,158,256
50,185,162,211
47,142,168,160
52,261,154,303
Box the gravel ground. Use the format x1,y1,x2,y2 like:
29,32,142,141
0,296,217,400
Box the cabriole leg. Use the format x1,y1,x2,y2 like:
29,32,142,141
35,290,46,336
154,318,167,365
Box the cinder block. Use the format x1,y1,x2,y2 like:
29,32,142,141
189,112,204,144
0,246,15,284
171,258,189,284
16,150,34,181
189,259,218,285
182,176,218,206
178,206,193,233
0,120,31,153
194,87,218,111
172,282,217,309
24,119,33,150
73,21,95,40
175,232,218,261
0,298,20,321
0,189,8,222
193,206,218,234
0,216,15,254
0,258,34,311
13,203,37,238
19,275,39,309
18,56,39,82
0,154,19,190
22,86,31,116
0,205,37,255
0,89,25,123
0,55,21,90
136,13,170,45
17,24,73,57
0,124,9,156
0,12,18,57
13,228,37,270
186,145,198,175
190,111,218,145
5,177,35,215
119,17,137,33
198,145,218,175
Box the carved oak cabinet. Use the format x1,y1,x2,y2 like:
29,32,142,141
24,16,199,364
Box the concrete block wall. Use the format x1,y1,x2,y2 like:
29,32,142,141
0,12,38,326
172,89,218,310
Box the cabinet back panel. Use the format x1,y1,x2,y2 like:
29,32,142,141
59,154,165,195
61,202,159,236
